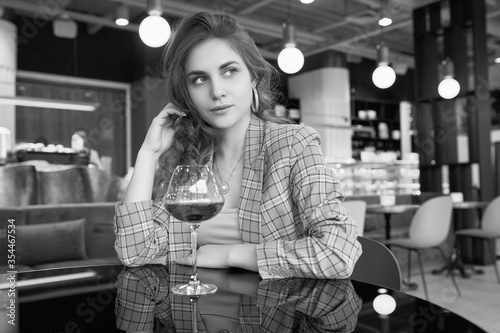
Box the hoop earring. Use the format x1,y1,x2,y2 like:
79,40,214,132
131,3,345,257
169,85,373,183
251,86,259,114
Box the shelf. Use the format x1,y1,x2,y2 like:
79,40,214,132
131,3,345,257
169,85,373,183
327,160,420,196
351,98,402,160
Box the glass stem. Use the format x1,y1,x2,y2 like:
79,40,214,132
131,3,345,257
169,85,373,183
190,224,199,283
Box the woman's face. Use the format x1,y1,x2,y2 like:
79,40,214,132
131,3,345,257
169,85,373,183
185,38,253,130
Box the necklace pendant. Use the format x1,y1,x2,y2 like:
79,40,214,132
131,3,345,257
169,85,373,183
220,182,230,194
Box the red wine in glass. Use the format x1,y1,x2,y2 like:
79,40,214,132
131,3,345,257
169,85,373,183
163,164,224,296
165,202,223,224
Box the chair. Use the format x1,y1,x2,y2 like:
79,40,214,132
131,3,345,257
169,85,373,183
343,200,367,236
36,166,92,204
350,236,402,291
82,167,128,202
455,196,500,284
385,195,459,300
0,164,38,206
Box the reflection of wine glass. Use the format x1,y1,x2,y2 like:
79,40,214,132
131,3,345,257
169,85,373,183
163,164,224,295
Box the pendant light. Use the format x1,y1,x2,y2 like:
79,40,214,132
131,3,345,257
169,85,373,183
372,42,396,89
139,0,171,48
115,5,129,26
437,58,460,99
378,0,392,27
277,0,304,74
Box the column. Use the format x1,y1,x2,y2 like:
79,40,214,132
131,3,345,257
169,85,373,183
288,67,352,161
0,18,17,148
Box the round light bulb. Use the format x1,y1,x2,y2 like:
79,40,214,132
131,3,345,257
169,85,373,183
438,77,460,99
378,17,392,27
277,46,304,74
115,18,129,26
139,15,171,48
373,294,396,316
372,64,396,89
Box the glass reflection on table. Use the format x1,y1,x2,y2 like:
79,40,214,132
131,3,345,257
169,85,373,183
114,262,362,333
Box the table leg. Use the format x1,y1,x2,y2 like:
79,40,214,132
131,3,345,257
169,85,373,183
384,213,391,240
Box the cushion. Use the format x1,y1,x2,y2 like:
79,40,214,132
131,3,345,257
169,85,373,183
16,219,88,266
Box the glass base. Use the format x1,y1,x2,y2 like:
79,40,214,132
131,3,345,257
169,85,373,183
172,281,218,296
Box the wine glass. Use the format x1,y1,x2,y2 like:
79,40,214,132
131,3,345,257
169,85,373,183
163,164,225,295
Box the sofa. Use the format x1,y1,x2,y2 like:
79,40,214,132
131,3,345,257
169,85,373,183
0,162,128,206
0,203,121,272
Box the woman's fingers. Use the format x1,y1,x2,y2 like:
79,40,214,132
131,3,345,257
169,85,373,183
159,103,187,126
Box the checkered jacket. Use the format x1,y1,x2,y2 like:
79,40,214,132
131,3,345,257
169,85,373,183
114,115,362,279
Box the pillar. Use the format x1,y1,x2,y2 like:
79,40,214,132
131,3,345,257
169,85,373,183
288,66,352,161
413,0,493,200
0,18,17,147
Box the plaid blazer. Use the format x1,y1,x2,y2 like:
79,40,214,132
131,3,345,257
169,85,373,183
115,115,362,279
115,264,362,333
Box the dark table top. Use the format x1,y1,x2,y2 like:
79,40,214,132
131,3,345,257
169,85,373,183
2,263,487,333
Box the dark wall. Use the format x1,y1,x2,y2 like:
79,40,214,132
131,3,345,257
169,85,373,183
278,50,415,104
13,15,162,83
349,58,415,102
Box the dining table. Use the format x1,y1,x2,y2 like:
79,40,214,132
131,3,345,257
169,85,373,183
366,203,420,240
0,263,488,332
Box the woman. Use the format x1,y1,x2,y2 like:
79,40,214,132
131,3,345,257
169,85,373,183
115,12,361,279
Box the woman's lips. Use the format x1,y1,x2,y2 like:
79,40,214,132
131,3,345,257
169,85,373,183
210,104,233,112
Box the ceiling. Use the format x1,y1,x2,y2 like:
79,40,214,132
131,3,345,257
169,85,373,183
3,0,500,72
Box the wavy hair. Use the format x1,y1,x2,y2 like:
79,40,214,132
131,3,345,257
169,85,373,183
155,11,289,198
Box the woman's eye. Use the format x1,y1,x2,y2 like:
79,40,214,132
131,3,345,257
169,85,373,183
192,76,206,85
223,67,238,77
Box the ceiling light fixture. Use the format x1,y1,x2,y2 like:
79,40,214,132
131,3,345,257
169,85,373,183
53,14,78,39
378,14,392,27
378,0,392,27
437,58,460,99
277,0,304,74
300,0,315,3
139,0,171,48
0,96,99,111
372,42,396,89
115,5,129,26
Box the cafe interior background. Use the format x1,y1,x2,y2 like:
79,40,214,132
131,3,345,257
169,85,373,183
3,0,500,200
1,1,500,253
1,0,500,330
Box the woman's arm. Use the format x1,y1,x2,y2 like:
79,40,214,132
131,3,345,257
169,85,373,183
124,103,185,203
122,149,159,203
256,126,362,279
114,201,170,266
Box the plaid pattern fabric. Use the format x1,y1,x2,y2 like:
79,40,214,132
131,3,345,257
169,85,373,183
115,115,362,279
115,263,362,332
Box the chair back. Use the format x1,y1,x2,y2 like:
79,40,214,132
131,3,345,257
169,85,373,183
343,200,367,236
481,195,500,233
409,195,453,247
82,167,128,202
0,164,38,206
37,166,92,204
351,236,402,290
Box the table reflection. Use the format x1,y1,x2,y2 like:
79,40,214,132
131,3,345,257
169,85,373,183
115,263,362,333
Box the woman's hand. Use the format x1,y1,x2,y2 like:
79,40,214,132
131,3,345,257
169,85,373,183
176,243,258,272
176,244,231,269
141,103,186,157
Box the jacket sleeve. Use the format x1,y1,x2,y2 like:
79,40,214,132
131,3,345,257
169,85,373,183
114,200,170,266
256,126,362,279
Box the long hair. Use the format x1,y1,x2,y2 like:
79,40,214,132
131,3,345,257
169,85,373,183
156,11,287,198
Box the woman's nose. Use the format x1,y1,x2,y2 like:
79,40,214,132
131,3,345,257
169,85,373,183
211,80,226,100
